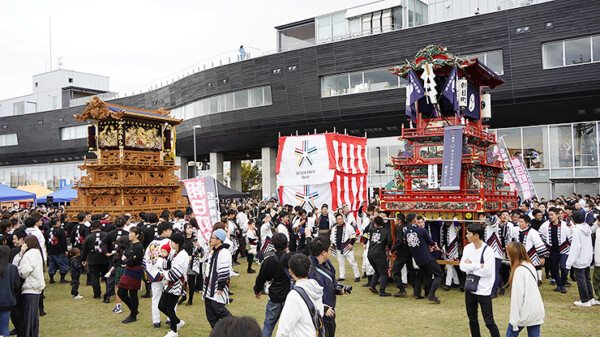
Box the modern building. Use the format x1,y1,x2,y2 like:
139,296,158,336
0,0,598,199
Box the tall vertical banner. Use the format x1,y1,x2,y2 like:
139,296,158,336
428,164,439,189
183,176,220,245
440,125,464,190
497,137,521,192
511,156,537,201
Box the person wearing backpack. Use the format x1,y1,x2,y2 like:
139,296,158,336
254,233,292,337
459,223,500,337
44,218,68,284
80,220,110,302
276,253,324,337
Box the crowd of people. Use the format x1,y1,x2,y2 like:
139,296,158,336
0,192,599,336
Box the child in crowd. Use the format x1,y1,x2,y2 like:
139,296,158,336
105,236,129,313
69,248,84,299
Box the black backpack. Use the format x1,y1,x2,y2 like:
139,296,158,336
294,287,325,337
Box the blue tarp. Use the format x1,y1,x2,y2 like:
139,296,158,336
0,183,36,202
36,185,77,203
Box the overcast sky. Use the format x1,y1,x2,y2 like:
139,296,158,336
0,0,370,100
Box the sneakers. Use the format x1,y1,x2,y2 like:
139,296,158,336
247,269,256,274
231,271,240,277
112,305,122,314
164,331,178,337
591,299,599,306
337,278,345,281
72,295,84,299
176,320,185,330
153,323,161,329
122,316,137,324
549,279,556,285
574,300,592,307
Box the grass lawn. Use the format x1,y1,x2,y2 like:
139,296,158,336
24,243,600,336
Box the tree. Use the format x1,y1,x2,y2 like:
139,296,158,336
241,162,262,192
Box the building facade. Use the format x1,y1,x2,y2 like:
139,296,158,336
0,0,598,199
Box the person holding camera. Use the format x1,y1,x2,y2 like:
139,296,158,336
308,236,348,337
367,216,393,297
460,223,500,337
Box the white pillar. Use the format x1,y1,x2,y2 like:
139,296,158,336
230,160,242,191
261,147,277,199
209,152,224,183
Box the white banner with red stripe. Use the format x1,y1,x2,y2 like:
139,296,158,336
332,171,368,211
327,134,368,175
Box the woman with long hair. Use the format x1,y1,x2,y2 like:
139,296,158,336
180,222,202,306
505,241,545,337
108,235,130,314
13,235,45,337
0,245,20,337
117,227,144,324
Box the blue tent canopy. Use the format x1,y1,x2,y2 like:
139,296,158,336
0,183,36,202
36,185,78,204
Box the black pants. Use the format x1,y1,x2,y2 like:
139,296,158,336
195,272,204,292
88,264,108,298
550,252,568,287
574,267,594,303
420,261,444,299
118,287,139,318
368,256,389,293
187,275,196,302
391,254,413,291
247,253,255,271
19,294,40,337
204,298,231,328
324,315,336,337
465,291,500,337
158,292,180,332
105,274,116,298
71,273,80,296
38,290,44,314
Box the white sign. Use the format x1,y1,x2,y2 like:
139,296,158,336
457,78,468,108
428,164,439,189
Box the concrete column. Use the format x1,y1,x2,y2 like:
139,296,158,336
261,147,277,199
209,152,224,183
230,160,242,191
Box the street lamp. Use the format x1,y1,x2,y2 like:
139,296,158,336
193,125,201,177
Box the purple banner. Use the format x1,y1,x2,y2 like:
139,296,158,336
440,125,464,191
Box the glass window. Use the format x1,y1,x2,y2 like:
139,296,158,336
321,74,349,97
392,6,402,29
565,37,591,65
331,12,346,38
13,102,24,115
184,103,195,119
225,93,234,111
549,125,573,168
522,126,548,169
217,95,226,112
497,128,521,157
249,87,263,107
543,41,564,68
60,126,87,141
199,99,210,116
466,53,485,63
263,86,272,105
209,97,218,113
349,72,363,93
485,50,504,75
573,122,597,167
349,18,360,35
593,36,600,62
234,90,248,109
317,15,332,42
364,68,399,90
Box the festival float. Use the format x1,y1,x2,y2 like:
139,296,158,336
68,97,188,217
380,46,518,257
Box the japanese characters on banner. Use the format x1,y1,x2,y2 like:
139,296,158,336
440,125,464,191
277,133,368,212
511,156,537,201
492,144,517,191
183,176,219,245
428,164,439,189
497,137,521,192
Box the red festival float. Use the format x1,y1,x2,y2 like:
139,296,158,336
379,46,518,259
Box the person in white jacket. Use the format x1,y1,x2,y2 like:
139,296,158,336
203,229,232,328
158,232,189,337
505,241,545,337
565,211,595,307
13,235,46,337
276,253,324,337
591,216,600,301
459,223,500,337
